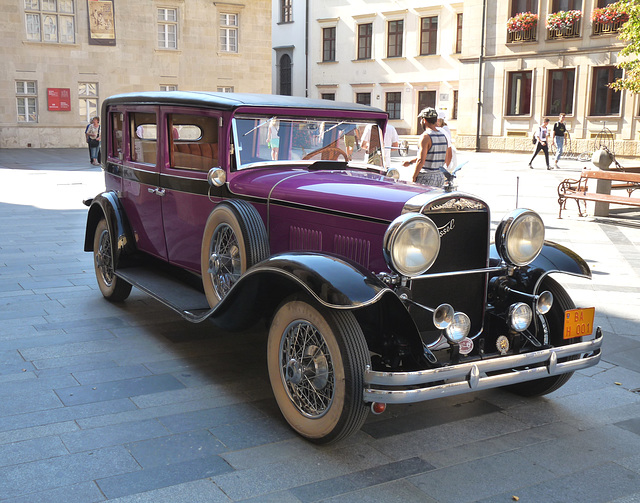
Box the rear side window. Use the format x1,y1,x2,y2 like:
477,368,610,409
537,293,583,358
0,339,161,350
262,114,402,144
110,112,124,158
131,112,157,164
169,114,219,171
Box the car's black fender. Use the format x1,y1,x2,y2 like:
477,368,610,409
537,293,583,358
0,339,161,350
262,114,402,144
490,240,591,295
84,191,136,267
209,252,425,366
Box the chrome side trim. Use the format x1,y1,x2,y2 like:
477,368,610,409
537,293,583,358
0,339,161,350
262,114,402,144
363,328,603,404
409,265,504,280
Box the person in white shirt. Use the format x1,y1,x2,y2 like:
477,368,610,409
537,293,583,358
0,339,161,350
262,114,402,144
383,124,399,167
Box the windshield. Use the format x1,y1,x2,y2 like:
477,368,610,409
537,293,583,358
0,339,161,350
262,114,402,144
232,116,385,170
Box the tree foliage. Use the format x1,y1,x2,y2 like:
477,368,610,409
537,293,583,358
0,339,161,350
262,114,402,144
611,0,640,93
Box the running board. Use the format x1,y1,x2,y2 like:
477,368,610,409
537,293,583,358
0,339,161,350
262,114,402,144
115,264,213,322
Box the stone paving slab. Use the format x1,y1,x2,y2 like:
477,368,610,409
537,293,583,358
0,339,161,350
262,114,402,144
0,148,638,502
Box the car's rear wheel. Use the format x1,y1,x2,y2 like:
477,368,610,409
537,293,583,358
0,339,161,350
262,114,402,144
201,200,269,308
93,219,132,302
267,298,370,443
506,277,578,397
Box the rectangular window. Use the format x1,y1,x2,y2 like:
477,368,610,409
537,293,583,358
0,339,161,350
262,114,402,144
79,82,98,123
281,0,292,23
321,93,336,101
158,8,177,49
387,20,403,58
455,13,463,53
356,92,371,106
357,23,372,60
131,112,158,164
420,16,438,56
511,0,537,16
385,92,401,120
220,13,238,52
160,85,177,91
506,71,532,116
547,69,575,115
591,66,623,116
16,80,37,123
323,27,336,62
170,114,219,172
551,0,580,11
25,0,75,43
217,87,234,92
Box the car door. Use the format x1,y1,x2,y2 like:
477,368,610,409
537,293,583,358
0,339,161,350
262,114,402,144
160,110,226,273
119,108,167,260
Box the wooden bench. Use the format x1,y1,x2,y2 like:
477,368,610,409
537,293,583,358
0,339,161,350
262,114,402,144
557,169,640,218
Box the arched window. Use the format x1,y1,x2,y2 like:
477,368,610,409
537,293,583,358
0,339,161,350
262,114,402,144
279,54,292,96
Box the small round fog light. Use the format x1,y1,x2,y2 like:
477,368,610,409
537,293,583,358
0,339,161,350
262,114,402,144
536,290,553,315
445,312,471,343
509,302,533,332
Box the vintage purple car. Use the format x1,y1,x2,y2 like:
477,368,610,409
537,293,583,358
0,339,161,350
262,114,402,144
85,92,602,443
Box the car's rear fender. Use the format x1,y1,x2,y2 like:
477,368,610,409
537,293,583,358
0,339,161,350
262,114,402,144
84,191,136,267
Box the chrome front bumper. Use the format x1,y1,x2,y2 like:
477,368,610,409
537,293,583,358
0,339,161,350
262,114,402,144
363,328,603,404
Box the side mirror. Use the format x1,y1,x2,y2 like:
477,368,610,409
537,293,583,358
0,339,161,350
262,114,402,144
207,167,227,187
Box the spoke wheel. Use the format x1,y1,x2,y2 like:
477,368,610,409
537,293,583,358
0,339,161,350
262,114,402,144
267,299,369,443
201,201,269,308
93,219,132,302
506,277,578,397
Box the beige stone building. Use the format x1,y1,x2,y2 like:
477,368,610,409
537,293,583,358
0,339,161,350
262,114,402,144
457,1,634,156
272,0,464,136
1,0,271,148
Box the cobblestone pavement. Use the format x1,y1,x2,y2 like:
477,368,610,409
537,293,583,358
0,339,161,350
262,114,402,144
0,148,639,502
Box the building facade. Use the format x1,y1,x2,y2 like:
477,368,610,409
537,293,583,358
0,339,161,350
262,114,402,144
2,0,272,148
458,0,635,155
271,0,463,136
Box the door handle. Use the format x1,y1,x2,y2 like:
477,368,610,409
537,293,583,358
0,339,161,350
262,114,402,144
147,187,166,196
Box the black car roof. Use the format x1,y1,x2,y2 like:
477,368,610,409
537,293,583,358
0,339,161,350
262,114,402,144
103,91,386,115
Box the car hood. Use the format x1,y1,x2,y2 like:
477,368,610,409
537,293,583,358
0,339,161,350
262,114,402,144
229,167,437,222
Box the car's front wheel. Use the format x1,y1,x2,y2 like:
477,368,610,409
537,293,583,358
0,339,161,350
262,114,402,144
267,298,370,443
93,219,132,302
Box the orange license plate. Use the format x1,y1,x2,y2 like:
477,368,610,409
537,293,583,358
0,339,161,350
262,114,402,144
563,307,595,339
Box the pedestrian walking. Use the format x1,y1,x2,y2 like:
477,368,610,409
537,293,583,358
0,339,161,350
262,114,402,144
85,116,101,166
551,113,567,169
403,107,451,187
383,123,399,168
529,118,551,170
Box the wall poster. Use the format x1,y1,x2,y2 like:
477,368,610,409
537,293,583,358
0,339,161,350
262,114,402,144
88,0,116,46
47,88,71,111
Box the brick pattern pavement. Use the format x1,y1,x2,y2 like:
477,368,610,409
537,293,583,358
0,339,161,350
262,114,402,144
0,148,638,502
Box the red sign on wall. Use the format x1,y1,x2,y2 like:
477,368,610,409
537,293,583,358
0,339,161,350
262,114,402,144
47,88,71,111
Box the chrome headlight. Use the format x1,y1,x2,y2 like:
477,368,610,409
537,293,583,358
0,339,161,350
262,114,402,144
495,209,545,266
383,213,440,276
509,302,532,332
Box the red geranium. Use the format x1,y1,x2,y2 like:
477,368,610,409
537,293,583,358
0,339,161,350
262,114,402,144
592,6,629,25
507,11,538,33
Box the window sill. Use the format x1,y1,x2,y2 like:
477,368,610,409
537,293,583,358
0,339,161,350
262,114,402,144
155,48,182,53
318,60,338,64
351,58,374,63
382,56,406,61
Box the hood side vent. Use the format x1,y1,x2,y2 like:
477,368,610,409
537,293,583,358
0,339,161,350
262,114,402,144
334,235,370,269
290,226,323,251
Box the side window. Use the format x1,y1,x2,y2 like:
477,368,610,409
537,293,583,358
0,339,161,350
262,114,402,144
169,114,219,171
110,112,124,158
130,112,157,164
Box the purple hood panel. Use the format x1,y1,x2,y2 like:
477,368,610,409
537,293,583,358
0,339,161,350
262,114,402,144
229,167,436,221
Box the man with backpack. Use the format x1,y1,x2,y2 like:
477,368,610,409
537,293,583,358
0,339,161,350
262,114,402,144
529,118,551,170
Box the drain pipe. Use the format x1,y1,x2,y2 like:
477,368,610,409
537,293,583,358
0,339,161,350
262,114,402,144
305,0,309,97
475,0,487,152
